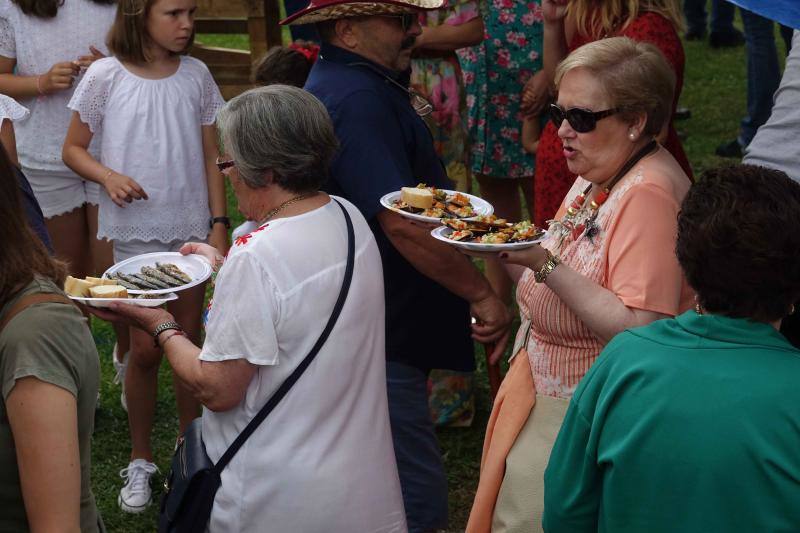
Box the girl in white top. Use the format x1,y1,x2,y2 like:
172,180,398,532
0,0,116,278
62,0,227,514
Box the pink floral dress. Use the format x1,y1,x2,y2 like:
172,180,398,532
457,0,544,179
410,0,480,192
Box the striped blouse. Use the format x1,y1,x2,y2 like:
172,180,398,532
515,147,693,398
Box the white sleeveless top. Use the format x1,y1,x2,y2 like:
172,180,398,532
68,56,224,243
0,0,116,171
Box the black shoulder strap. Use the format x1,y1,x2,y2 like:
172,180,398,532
213,198,355,472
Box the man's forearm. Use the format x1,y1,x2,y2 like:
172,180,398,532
378,211,493,302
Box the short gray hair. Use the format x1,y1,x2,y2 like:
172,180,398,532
216,85,339,192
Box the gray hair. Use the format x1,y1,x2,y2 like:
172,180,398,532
216,85,339,192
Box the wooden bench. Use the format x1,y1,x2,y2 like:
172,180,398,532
192,0,283,99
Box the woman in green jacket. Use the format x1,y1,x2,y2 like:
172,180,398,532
544,164,800,533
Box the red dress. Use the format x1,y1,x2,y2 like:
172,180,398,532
532,12,693,227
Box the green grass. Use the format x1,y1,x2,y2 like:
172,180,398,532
90,31,765,531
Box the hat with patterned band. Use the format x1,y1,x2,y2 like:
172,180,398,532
280,0,445,26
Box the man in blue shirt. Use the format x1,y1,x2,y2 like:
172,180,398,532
284,2,511,531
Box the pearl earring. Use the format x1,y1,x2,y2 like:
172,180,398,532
629,131,636,140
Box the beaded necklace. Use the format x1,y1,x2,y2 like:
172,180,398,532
548,140,657,250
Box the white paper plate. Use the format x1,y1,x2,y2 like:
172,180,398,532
379,189,494,223
430,226,547,252
102,252,212,295
69,292,178,308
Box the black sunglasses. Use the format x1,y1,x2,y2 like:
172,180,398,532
549,103,620,133
378,13,417,32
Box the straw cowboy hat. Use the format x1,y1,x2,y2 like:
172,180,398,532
280,0,445,26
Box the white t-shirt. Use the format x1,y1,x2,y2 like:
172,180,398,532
0,0,115,171
68,55,223,243
200,197,406,533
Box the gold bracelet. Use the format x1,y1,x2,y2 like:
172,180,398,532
533,250,561,283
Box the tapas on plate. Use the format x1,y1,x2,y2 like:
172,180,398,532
379,184,493,223
430,215,547,251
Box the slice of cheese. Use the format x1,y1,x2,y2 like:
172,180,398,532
88,285,128,299
400,187,434,209
64,276,95,297
85,276,118,286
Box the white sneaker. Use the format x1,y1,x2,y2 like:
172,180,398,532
118,459,159,513
112,344,129,412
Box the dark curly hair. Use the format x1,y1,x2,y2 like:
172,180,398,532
676,164,800,322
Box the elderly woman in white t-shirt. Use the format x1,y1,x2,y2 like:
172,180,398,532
96,85,407,532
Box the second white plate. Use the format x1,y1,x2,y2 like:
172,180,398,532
430,226,547,252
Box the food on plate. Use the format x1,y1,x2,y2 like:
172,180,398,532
450,230,474,241
65,275,131,299
64,276,96,297
156,262,192,284
421,207,446,218
105,263,193,291
449,192,471,207
472,214,508,227
85,276,118,286
480,232,510,244
442,219,545,245
391,183,480,219
441,219,471,231
88,285,128,299
401,186,434,209
445,203,475,218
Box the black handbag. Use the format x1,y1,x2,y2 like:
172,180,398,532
158,199,355,533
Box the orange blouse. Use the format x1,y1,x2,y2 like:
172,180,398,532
516,147,694,398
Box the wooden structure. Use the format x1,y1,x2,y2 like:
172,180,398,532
192,0,283,99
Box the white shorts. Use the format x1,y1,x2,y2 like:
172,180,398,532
24,166,102,219
112,238,187,264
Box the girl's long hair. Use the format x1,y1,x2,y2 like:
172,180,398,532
11,0,116,19
568,0,685,39
0,146,65,304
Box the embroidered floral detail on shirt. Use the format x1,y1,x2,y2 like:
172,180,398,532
234,233,252,246
234,223,270,247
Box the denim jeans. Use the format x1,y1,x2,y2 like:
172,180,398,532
739,8,781,147
683,0,736,35
386,361,448,533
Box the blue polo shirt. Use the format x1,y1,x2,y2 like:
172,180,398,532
306,43,474,372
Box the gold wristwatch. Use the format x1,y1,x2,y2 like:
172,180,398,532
534,250,561,283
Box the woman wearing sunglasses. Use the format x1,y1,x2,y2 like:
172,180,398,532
525,0,691,229
466,37,693,533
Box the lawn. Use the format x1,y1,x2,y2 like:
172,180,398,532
89,23,782,532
